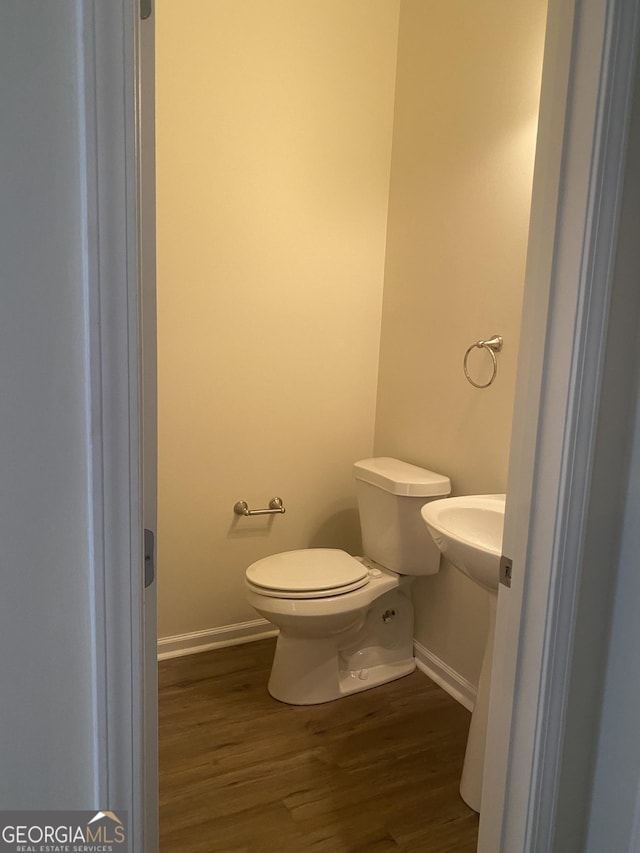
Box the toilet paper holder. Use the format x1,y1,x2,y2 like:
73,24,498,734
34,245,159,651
234,496,286,517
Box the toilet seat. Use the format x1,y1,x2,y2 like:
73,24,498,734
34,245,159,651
245,548,369,599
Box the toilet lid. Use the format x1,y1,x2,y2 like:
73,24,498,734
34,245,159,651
246,549,369,598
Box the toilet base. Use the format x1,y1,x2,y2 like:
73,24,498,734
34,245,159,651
268,635,415,705
266,586,416,705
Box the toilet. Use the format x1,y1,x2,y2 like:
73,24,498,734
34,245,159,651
244,457,451,704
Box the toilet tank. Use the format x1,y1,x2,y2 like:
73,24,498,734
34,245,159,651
353,457,451,575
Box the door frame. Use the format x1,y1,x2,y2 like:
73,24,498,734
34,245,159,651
78,0,147,849
481,0,640,849
88,0,640,849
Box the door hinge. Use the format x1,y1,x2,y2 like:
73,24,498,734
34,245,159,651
144,528,155,588
141,0,152,20
500,555,513,588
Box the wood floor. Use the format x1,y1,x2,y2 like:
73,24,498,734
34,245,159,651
159,639,479,853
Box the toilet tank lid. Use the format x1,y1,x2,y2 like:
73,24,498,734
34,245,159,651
353,457,451,497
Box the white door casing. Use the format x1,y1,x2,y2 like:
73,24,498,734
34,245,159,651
480,0,640,850
79,0,150,848
139,3,159,851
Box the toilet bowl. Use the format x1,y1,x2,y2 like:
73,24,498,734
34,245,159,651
246,548,414,704
245,458,451,705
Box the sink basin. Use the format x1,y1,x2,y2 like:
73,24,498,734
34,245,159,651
420,494,505,592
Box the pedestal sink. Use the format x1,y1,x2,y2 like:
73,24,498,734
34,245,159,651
421,494,506,813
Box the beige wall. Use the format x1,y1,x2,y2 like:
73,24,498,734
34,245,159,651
157,0,547,690
374,0,546,683
156,1,401,638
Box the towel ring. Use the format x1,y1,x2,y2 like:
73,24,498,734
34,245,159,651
463,335,503,389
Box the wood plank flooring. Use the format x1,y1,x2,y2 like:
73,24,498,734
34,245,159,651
159,639,479,853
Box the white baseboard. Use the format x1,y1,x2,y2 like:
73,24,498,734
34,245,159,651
413,640,477,712
157,618,278,661
158,624,477,714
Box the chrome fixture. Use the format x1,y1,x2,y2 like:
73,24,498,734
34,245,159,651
463,334,503,388
234,496,286,517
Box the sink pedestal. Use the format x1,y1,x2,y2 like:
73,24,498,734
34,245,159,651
420,494,506,814
460,592,497,813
